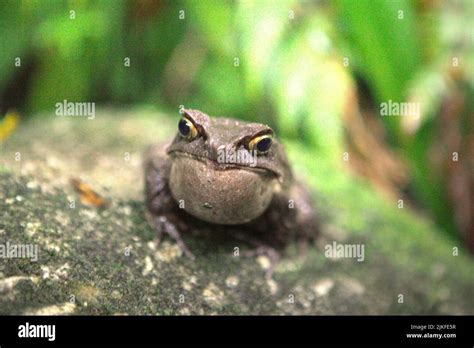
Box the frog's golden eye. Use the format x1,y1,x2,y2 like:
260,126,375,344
178,117,199,140
248,134,273,154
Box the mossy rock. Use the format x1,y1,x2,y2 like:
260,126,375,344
0,108,472,314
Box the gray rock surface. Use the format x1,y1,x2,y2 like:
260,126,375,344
0,109,473,314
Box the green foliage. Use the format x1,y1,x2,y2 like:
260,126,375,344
0,0,472,245
336,0,422,141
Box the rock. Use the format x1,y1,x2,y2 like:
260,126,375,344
0,109,473,314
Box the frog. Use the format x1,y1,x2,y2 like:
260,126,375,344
143,108,319,277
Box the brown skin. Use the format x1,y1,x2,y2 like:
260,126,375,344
144,109,319,277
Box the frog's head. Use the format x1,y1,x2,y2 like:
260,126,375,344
166,109,292,225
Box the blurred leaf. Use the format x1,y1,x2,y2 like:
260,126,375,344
270,15,349,159
0,109,20,141
336,0,422,141
235,0,296,104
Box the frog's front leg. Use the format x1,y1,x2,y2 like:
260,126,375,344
255,181,319,250
239,180,319,278
243,245,281,280
144,144,195,260
287,181,320,255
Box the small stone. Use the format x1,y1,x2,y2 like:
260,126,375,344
155,242,182,262
53,263,70,280
111,290,122,299
25,221,41,237
26,181,39,189
203,282,224,306
80,209,98,220
257,255,271,270
44,241,61,253
182,276,197,291
54,211,70,227
121,206,131,215
225,276,239,288
180,307,191,315
40,266,51,279
266,279,278,295
142,256,154,276
312,278,334,297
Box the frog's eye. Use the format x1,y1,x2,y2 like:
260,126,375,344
178,117,199,140
248,134,273,154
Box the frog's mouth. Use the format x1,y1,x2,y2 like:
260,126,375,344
167,152,279,225
168,149,280,177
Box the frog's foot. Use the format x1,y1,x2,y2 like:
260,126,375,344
243,245,281,280
146,212,195,260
